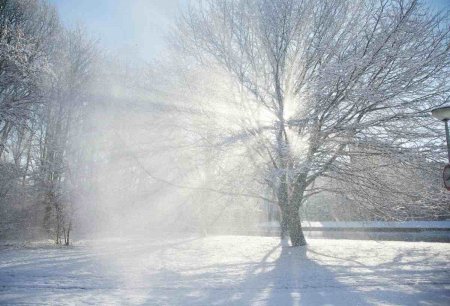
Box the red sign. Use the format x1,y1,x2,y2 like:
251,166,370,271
444,164,450,191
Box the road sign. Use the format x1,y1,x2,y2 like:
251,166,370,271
444,164,450,191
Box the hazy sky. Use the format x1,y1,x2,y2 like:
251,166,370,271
50,0,187,61
50,0,449,62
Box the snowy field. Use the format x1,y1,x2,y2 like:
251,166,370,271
1,236,449,305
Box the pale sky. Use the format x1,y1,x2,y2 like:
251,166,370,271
50,0,449,62
50,0,187,61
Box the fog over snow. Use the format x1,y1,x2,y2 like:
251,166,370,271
1,237,449,305
1,0,450,305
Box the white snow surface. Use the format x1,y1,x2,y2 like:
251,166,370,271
1,236,449,305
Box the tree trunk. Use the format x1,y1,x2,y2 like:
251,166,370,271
288,204,307,246
56,221,61,245
278,174,289,241
279,205,289,240
278,176,307,246
287,176,308,246
0,121,12,159
64,223,71,246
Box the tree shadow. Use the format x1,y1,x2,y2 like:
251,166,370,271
139,242,450,305
137,243,370,305
232,245,369,306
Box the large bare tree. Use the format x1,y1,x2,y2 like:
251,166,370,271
174,0,450,246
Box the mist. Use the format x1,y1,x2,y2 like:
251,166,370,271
1,0,450,244
65,50,265,240
64,0,450,242
1,1,450,304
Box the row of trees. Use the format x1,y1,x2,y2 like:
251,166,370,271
0,0,96,244
1,0,449,247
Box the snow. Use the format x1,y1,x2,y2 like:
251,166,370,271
1,236,449,305
259,220,450,229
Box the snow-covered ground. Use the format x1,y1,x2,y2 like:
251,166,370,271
1,236,449,305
